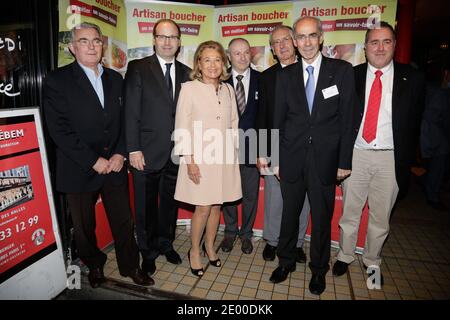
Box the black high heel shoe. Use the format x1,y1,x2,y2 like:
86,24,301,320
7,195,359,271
202,243,221,267
188,249,204,277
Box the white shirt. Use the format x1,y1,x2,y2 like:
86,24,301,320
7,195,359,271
78,62,104,108
301,53,322,89
231,68,250,103
156,54,175,98
355,60,394,150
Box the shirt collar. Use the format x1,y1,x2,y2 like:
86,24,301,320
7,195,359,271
281,57,298,68
232,67,250,80
301,53,322,72
156,53,175,67
78,62,103,78
368,60,393,75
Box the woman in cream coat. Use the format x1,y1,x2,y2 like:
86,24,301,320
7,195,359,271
174,41,242,276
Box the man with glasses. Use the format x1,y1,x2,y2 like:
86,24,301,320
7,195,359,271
270,17,357,296
124,19,191,277
44,22,153,288
333,22,425,289
256,25,310,264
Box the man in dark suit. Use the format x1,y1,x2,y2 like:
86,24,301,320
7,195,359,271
124,19,191,276
256,25,310,263
44,22,152,288
221,38,260,254
269,17,356,296
420,68,450,212
333,22,425,288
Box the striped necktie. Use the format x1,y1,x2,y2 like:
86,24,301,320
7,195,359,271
235,74,246,115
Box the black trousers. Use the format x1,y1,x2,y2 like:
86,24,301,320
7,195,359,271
424,154,450,203
132,158,179,262
222,165,260,240
66,180,139,276
278,148,335,276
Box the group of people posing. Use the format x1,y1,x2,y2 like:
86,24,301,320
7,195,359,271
43,16,424,296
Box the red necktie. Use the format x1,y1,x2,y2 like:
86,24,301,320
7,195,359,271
362,70,383,143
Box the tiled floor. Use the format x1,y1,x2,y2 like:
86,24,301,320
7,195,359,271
102,176,450,300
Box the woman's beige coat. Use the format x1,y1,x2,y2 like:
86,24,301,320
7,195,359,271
174,80,242,206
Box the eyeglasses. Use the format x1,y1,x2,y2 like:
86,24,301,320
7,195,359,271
154,35,180,41
294,33,321,42
367,39,394,48
75,38,103,47
271,36,292,46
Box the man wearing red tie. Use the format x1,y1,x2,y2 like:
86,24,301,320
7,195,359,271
333,21,425,287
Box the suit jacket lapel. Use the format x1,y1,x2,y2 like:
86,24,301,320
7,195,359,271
392,62,406,136
292,62,310,118
247,69,257,112
101,70,111,111
174,60,184,105
311,56,333,119
148,54,172,104
72,62,104,110
355,64,368,114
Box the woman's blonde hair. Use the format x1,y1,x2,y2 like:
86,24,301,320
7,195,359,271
190,41,230,81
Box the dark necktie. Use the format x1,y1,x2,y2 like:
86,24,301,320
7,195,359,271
362,70,383,143
165,62,173,101
235,74,246,115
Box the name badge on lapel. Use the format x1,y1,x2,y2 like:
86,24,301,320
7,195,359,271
322,85,339,99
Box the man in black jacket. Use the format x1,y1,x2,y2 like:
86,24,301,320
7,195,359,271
221,38,260,255
124,19,191,276
270,17,356,296
256,25,310,264
44,22,152,288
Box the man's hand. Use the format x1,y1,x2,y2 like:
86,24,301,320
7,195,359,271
93,157,110,174
108,154,124,173
129,151,146,171
337,168,351,181
256,157,271,175
273,166,280,180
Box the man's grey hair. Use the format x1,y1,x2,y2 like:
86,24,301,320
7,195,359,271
292,16,323,35
70,22,102,42
269,25,294,46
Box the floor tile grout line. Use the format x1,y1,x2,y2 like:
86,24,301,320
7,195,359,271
346,270,356,300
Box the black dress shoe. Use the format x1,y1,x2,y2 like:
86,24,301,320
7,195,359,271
296,247,307,263
202,243,221,267
142,259,156,276
309,273,326,295
220,236,235,252
88,267,106,288
165,249,182,265
269,265,296,284
262,244,277,261
127,268,154,286
332,260,349,276
188,249,204,277
241,238,253,254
